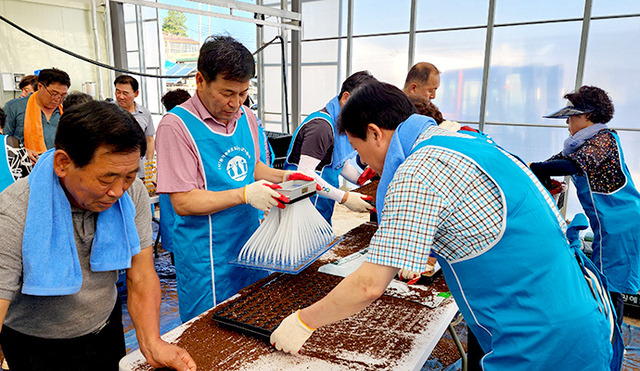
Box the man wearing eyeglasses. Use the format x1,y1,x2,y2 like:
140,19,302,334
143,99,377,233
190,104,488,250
3,68,70,164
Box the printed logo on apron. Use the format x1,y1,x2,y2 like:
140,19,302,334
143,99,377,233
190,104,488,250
218,146,252,182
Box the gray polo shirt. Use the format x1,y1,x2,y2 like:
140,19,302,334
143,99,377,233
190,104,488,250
132,103,155,178
0,177,153,338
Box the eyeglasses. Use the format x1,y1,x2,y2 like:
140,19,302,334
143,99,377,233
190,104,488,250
41,84,67,101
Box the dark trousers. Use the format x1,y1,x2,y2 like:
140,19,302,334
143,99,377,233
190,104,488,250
467,327,484,371
0,298,125,371
610,291,625,328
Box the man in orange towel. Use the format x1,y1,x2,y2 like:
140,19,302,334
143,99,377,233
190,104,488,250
3,68,70,163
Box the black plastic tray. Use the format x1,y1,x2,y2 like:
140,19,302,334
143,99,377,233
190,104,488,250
212,269,343,340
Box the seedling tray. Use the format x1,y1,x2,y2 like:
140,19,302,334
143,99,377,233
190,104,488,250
213,269,343,340
230,236,344,274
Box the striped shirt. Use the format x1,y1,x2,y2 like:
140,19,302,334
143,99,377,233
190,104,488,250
367,127,565,272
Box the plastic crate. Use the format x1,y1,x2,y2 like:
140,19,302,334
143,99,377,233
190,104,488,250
623,293,640,318
265,131,292,159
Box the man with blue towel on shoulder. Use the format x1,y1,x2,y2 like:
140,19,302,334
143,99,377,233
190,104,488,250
0,101,196,371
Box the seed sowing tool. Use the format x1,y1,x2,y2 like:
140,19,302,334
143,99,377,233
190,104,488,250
231,180,336,274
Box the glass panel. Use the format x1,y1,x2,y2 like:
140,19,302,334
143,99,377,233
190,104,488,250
483,125,566,164
145,70,161,114
592,0,640,16
302,0,341,39
124,4,136,23
416,0,488,30
353,0,411,35
415,29,486,123
351,35,409,87
486,22,582,125
142,3,157,20
582,17,640,129
302,39,339,64
127,52,140,69
495,0,585,24
125,23,139,52
263,65,283,114
301,66,339,115
262,36,287,65
143,21,160,68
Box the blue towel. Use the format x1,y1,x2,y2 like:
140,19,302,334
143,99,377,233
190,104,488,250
376,114,436,222
22,149,141,296
325,96,356,167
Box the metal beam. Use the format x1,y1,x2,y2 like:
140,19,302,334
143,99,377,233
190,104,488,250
109,1,128,72
135,4,147,107
478,0,496,132
575,0,593,89
186,0,301,21
256,0,265,123
346,0,354,76
111,0,301,30
280,0,289,133
291,0,302,131
408,0,417,70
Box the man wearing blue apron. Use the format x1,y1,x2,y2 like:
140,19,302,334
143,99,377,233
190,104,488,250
271,82,622,370
530,85,640,327
155,36,311,322
284,71,376,223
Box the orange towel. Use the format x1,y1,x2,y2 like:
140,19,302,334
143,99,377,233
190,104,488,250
24,91,62,153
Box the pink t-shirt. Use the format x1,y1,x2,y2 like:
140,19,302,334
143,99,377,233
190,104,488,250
155,92,261,193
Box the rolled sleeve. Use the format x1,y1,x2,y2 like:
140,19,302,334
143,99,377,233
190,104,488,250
155,114,203,193
128,178,153,250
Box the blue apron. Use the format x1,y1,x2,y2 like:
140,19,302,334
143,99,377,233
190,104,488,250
284,109,345,223
572,130,640,294
409,134,619,370
0,136,15,192
257,122,274,167
169,106,268,322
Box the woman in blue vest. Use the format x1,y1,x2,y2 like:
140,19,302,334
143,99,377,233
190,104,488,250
271,82,622,370
530,85,640,328
284,71,376,223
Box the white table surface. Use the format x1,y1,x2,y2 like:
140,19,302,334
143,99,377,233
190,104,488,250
120,220,459,370
119,290,458,371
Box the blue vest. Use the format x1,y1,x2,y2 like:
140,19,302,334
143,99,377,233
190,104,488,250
168,106,268,322
573,130,640,294
408,133,619,370
284,110,345,223
0,136,15,192
257,122,274,166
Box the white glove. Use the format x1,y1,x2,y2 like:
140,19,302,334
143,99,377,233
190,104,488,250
342,192,374,213
439,120,461,132
244,180,287,212
398,268,421,281
271,310,315,354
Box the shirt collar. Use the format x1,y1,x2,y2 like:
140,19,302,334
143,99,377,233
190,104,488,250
192,92,243,127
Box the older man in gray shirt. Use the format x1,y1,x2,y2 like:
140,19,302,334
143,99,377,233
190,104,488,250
0,101,195,371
